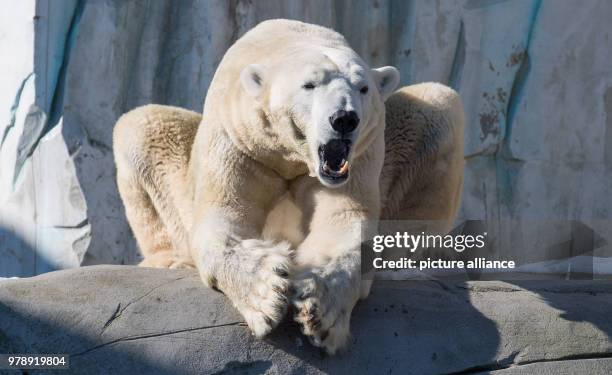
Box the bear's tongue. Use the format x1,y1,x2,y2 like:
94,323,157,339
321,139,350,174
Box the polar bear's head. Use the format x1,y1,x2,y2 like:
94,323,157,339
240,49,399,187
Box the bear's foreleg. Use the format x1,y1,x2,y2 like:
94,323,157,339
189,139,293,338
291,137,383,354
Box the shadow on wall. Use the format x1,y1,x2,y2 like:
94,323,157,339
0,226,53,278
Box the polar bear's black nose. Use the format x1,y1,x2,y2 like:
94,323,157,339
330,110,359,134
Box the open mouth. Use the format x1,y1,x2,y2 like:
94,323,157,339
318,139,351,185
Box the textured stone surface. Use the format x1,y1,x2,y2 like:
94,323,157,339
2,1,612,275
0,0,87,277
0,266,611,374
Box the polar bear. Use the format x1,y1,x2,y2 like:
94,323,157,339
113,19,464,354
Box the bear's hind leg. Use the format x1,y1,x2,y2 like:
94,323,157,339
381,82,465,232
116,171,181,268
114,105,199,269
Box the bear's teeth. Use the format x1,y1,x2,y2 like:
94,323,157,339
322,160,349,177
338,160,349,175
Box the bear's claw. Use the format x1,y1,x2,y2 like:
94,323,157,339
225,240,293,338
291,270,354,354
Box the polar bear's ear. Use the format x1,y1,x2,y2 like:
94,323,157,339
241,64,266,99
372,66,400,101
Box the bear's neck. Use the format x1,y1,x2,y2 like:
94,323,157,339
225,106,310,180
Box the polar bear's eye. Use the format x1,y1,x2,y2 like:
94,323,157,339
360,86,369,94
302,82,316,90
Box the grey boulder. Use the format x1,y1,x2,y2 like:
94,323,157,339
0,266,611,374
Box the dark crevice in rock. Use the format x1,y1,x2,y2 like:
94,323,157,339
492,1,542,216
12,105,47,184
1,72,34,149
53,218,89,229
98,275,194,334
500,0,542,159
446,351,612,374
76,123,112,153
456,283,612,294
73,321,244,358
100,303,122,334
448,20,465,90
45,0,85,131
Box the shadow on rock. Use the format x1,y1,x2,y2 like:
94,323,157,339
266,280,501,374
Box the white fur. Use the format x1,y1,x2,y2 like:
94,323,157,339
190,20,394,353
113,20,464,355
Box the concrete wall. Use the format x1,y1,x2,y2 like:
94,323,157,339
1,0,612,276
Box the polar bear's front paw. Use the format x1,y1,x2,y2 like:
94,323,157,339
228,240,293,338
292,269,357,354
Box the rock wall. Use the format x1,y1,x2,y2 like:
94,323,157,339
2,0,612,276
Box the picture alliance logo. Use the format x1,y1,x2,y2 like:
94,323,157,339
371,232,488,253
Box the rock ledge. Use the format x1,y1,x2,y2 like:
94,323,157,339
1,266,611,374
